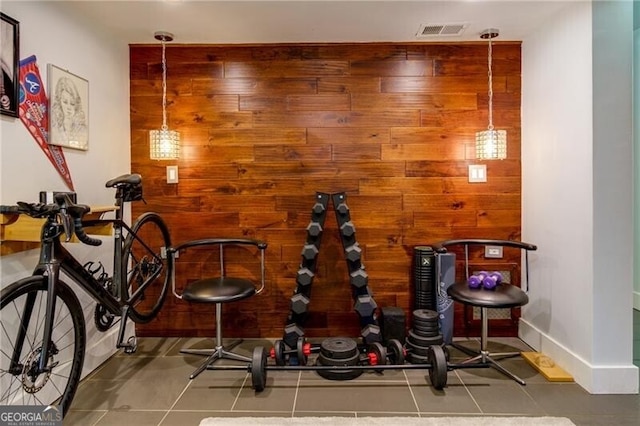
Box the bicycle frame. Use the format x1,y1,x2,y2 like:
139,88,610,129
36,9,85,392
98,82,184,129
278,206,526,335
19,199,163,374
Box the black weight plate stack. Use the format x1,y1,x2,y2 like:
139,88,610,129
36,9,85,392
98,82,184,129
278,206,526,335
413,308,439,327
406,351,431,364
316,337,362,380
406,309,444,364
408,330,443,346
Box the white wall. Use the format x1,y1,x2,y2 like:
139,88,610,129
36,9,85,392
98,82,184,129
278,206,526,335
591,0,634,376
634,4,640,310
0,0,131,386
521,0,637,393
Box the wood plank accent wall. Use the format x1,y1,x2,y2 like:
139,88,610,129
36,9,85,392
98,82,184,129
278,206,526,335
129,43,522,339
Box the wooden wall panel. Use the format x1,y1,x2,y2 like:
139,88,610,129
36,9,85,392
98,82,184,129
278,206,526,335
130,42,522,339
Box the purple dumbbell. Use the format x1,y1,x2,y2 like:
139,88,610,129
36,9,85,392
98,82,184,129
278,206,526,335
488,271,503,284
468,275,482,289
482,275,497,290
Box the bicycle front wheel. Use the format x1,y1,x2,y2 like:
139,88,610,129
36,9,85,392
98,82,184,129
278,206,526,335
123,212,172,323
0,276,86,417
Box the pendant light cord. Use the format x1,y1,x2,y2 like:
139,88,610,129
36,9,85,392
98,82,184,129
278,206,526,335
487,35,494,131
161,38,168,131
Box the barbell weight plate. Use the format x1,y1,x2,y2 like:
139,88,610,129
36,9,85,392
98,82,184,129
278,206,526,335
273,339,286,366
413,309,439,323
315,359,364,381
413,317,439,327
427,345,448,390
386,339,405,365
406,351,430,364
320,337,359,359
251,346,268,392
408,330,443,347
317,351,360,367
411,323,441,337
405,339,431,357
297,337,308,366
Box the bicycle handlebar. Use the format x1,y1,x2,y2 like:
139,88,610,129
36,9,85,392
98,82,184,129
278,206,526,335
0,195,102,247
73,217,102,246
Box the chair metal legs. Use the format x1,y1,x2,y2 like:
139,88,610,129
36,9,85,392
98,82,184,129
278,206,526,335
451,307,526,385
180,303,251,380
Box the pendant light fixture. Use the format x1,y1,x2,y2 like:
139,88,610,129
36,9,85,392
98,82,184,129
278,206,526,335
475,28,507,160
149,31,180,160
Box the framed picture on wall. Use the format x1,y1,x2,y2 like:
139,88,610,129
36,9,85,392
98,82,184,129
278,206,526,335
48,64,89,150
1,12,19,118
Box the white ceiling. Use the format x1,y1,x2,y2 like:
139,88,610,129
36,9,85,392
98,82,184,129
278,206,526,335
49,0,577,45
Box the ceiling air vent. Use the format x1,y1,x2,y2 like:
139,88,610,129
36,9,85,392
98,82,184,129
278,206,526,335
416,23,468,38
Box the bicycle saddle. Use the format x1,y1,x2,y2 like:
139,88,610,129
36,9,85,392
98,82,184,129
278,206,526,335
105,174,142,188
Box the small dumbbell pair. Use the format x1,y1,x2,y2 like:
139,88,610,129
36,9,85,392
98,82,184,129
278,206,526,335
467,271,503,290
269,338,317,366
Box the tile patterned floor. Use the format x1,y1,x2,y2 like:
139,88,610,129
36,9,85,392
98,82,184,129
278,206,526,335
65,314,640,426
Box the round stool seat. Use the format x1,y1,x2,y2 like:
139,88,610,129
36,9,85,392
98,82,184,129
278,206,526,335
183,277,256,303
447,282,528,309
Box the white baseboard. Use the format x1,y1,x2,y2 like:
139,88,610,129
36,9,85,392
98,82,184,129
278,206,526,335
519,318,639,394
80,320,135,380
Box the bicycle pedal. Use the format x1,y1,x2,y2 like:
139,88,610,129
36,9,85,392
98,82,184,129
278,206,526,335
122,336,138,354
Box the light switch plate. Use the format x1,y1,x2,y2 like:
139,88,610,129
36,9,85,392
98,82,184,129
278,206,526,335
468,164,487,183
166,165,179,184
485,245,503,258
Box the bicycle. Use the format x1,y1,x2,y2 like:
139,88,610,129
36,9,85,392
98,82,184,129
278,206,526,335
0,173,172,417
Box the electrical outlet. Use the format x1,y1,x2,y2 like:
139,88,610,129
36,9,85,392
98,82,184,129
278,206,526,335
468,164,487,183
485,245,503,258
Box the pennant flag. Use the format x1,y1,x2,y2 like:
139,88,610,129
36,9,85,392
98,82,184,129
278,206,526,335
18,55,74,191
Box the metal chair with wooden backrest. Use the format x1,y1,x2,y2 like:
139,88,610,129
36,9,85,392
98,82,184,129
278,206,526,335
434,238,537,385
168,238,267,379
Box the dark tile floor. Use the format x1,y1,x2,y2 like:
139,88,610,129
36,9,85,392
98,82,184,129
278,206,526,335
65,311,640,426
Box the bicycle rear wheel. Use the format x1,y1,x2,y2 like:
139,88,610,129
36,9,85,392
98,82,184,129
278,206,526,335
123,212,172,323
0,276,86,417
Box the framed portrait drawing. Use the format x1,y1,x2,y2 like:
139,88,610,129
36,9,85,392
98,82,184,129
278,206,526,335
1,12,19,117
48,64,89,150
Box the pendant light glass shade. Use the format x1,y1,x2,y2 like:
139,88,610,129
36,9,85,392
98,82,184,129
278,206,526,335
150,128,180,159
476,129,507,160
476,28,507,160
149,31,179,160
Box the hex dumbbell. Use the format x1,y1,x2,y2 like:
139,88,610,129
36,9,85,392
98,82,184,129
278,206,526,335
361,324,382,345
355,294,377,318
336,202,349,215
301,244,319,260
296,267,314,286
290,293,310,315
340,221,356,237
306,221,323,237
345,243,361,262
350,268,368,288
312,202,326,215
283,323,305,348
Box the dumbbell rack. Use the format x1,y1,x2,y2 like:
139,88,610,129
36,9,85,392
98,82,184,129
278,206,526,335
282,192,381,350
